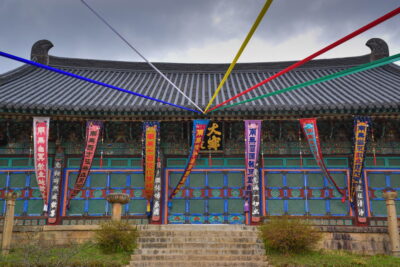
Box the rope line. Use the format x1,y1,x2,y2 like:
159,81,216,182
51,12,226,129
204,0,274,113
207,6,400,113
81,0,203,113
0,51,201,114
210,53,400,112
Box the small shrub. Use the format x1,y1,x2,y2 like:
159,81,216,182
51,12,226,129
95,220,138,253
259,217,322,254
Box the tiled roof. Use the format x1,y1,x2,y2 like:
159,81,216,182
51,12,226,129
0,40,399,118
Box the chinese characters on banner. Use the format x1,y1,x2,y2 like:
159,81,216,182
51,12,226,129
244,120,261,218
152,152,162,222
201,122,223,151
68,121,102,205
170,120,209,199
350,117,370,222
48,155,64,224
33,117,50,211
142,122,160,201
300,118,344,198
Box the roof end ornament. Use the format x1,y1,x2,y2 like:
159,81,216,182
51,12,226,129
31,40,54,65
366,38,389,62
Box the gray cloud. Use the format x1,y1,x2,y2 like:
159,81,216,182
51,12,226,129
0,0,399,73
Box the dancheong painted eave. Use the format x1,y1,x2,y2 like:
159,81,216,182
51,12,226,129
0,38,399,120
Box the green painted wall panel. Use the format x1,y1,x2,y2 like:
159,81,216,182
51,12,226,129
391,174,400,188
308,199,326,214
368,173,386,187
209,173,224,187
190,173,205,188
27,199,44,215
286,173,303,187
287,199,305,214
0,159,8,167
190,200,205,213
209,199,224,213
330,200,348,215
0,173,7,188
228,199,243,213
110,173,127,187
265,173,283,187
170,199,185,213
90,173,107,187
29,174,38,187
68,200,85,215
88,200,107,214
129,199,147,214
9,173,26,187
268,199,284,214
131,174,144,187
227,172,243,187
307,173,324,187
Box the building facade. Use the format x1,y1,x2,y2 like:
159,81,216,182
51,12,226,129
0,38,399,226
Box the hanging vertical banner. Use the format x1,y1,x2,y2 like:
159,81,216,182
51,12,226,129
48,151,64,224
251,165,261,222
350,116,370,222
33,117,50,211
300,118,345,198
244,120,262,215
68,121,102,205
142,122,160,201
170,120,210,199
152,151,162,222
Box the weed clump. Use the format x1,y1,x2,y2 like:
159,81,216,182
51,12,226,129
95,221,138,253
259,217,322,254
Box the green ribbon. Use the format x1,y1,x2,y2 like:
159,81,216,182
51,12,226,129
210,53,400,112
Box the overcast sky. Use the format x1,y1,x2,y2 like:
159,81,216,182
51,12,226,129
0,0,399,74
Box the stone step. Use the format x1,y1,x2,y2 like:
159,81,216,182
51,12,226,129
138,239,262,243
129,260,270,267
139,230,260,237
138,242,265,250
135,248,265,255
131,254,265,261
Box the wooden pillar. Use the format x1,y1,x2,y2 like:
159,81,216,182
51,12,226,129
2,192,18,255
383,191,400,257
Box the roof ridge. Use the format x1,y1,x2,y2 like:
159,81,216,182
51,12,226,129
48,54,371,72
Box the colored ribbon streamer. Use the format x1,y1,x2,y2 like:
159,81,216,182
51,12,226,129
204,0,274,113
211,53,400,112
300,118,344,198
207,6,400,113
81,0,203,113
0,51,201,114
170,120,210,199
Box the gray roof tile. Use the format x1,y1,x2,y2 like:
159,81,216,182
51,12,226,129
0,53,400,117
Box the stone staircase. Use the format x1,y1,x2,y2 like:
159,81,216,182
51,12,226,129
129,224,270,267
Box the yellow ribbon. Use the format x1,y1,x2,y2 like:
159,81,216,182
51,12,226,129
204,0,274,113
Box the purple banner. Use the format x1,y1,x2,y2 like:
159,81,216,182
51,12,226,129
244,120,261,215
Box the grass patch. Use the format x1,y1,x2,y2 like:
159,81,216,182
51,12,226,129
266,249,400,267
0,242,131,267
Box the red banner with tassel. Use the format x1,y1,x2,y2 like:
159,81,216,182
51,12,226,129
67,121,102,207
300,118,345,200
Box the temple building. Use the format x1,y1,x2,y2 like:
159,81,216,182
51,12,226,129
0,38,399,227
